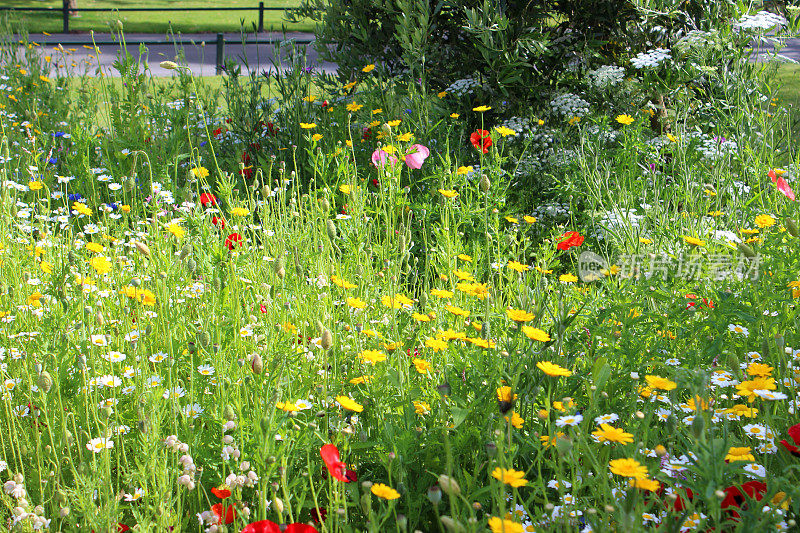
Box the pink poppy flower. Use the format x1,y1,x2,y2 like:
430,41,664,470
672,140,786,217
371,148,399,168
403,144,429,170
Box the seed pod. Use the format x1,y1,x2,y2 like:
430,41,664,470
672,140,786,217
437,475,460,496
180,245,192,260
326,219,338,240
399,234,406,255
186,258,197,274
273,497,284,514
439,516,465,533
251,354,263,374
480,174,491,192
787,218,799,237
223,405,236,421
691,413,705,439
274,257,285,275
321,329,333,350
737,242,756,258
133,241,151,257
37,371,53,393
123,176,135,192
320,197,330,212
130,277,141,287
197,330,211,347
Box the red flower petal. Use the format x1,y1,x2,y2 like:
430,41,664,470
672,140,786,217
241,521,319,533
225,232,243,250
211,503,236,525
775,176,796,201
557,231,585,251
211,486,232,499
788,423,800,444
320,444,354,483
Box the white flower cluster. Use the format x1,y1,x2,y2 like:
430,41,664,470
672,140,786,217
630,48,671,69
591,208,645,241
531,201,571,221
584,124,620,145
4,473,51,530
733,11,787,32
675,30,721,55
685,132,738,162
550,93,590,118
165,434,197,491
445,75,482,97
588,65,626,89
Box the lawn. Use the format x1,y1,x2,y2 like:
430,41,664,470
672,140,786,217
1,0,312,34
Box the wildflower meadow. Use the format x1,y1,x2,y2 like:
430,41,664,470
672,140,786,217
2,2,800,532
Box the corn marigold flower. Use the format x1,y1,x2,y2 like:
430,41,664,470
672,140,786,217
439,189,458,199
537,361,571,377
359,349,386,364
682,235,706,247
412,358,431,374
491,467,528,487
522,326,550,342
371,483,400,500
413,400,430,414
230,207,250,217
487,516,523,533
425,337,448,353
629,477,660,492
505,411,524,428
592,423,634,444
725,446,755,462
754,214,776,228
506,261,529,273
336,395,363,412
608,458,648,479
506,308,534,322
615,114,634,125
644,375,677,391
300,122,317,129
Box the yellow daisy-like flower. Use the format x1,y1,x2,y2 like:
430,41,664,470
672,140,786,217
725,446,755,462
496,386,517,403
639,237,653,244
303,95,317,102
592,423,634,444
455,282,489,299
488,517,523,533
616,114,634,125
473,105,491,112
386,120,401,127
644,375,676,391
336,395,363,412
457,254,472,262
191,166,209,179
505,216,518,224
491,467,527,487
506,261,529,273
495,126,516,137
312,133,323,142
431,288,454,298
300,122,317,129
85,242,104,253
413,400,430,415
446,305,469,317
396,132,412,142
456,165,473,175
506,308,534,322
346,296,367,309
346,102,364,112
608,458,648,479
331,275,356,289
28,180,43,191
736,376,776,402
72,202,92,217
90,256,112,275
349,375,371,385
754,214,776,228
412,358,431,374
536,361,571,377
504,411,524,428
362,64,375,73
438,189,458,199
230,207,250,217
453,269,475,281
450,113,460,119
568,116,581,125
747,362,774,377
559,273,578,283
630,478,660,492
166,223,185,239
370,483,400,500
523,215,536,223
359,349,387,364
412,312,431,322
381,293,413,309
682,235,706,247
437,91,447,98
522,326,550,342
425,337,448,353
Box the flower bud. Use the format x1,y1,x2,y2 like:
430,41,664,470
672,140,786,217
427,485,441,505
787,218,799,238
251,354,263,374
326,219,338,240
37,371,53,393
437,475,460,496
691,413,705,439
160,61,178,70
479,174,490,192
133,240,151,257
321,329,333,350
737,242,756,258
223,405,236,421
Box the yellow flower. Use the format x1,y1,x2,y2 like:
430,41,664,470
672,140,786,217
431,288,454,298
506,309,534,322
473,105,491,112
381,293,413,309
450,113,460,119
437,91,447,98
343,81,357,90
438,189,458,199
453,269,474,281
372,108,382,115
230,207,250,217
425,337,448,352
616,114,634,125
359,349,387,364
505,216,518,224
28,181,43,191
568,116,581,125
488,517,523,533
736,376,776,402
397,132,413,142
312,133,323,142
346,102,364,112
90,256,112,275
491,467,528,488
303,95,317,102
386,119,401,127
166,223,185,239
639,237,652,244
455,282,489,299
349,375,371,385
191,166,209,179
72,202,92,217
40,261,52,274
496,386,517,403
540,432,565,448
609,458,648,479
370,483,400,500
331,275,357,289
522,326,550,342
747,362,774,377
362,64,375,73
27,291,43,307
336,395,363,412
667,133,678,143
755,214,776,228
495,126,516,137
412,312,431,322
413,400,431,414
536,361,571,377
644,375,676,391
446,305,469,317
85,242,104,253
682,235,706,247
506,261,529,273
559,273,578,283
346,297,367,309
630,478,660,492
504,411,524,428
592,423,634,444
457,254,472,262
725,446,755,462
276,401,300,413
523,215,536,223
412,358,431,374
300,122,317,129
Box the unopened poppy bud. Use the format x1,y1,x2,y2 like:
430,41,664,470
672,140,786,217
160,61,178,70
439,516,465,533
37,371,53,393
787,218,799,237
251,354,263,374
326,219,338,240
273,497,284,514
399,234,406,254
133,240,151,257
397,514,408,532
180,245,192,260
123,176,135,192
427,485,441,505
223,405,236,421
197,330,211,347
555,435,572,456
691,413,705,439
485,441,497,458
320,197,331,211
480,174,491,192
737,242,756,258
775,334,785,352
360,492,372,515
437,475,460,496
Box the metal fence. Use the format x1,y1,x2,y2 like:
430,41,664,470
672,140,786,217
0,2,295,33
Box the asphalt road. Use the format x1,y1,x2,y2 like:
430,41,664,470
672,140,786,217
25,31,337,77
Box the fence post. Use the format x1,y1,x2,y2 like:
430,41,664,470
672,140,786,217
62,0,69,33
258,2,265,32
215,33,224,74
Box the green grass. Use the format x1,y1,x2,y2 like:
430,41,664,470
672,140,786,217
3,0,312,34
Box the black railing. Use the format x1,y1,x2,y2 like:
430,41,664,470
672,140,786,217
0,2,297,33
41,33,314,74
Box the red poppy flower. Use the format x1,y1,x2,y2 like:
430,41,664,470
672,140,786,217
470,130,492,154
241,520,318,533
557,231,585,251
320,444,357,483
310,507,327,523
225,233,243,250
656,486,693,512
212,216,226,229
211,486,232,499
720,480,766,519
200,193,218,207
769,169,796,201
211,503,236,525
780,423,800,457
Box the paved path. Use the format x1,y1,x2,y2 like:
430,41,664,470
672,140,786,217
21,31,337,77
